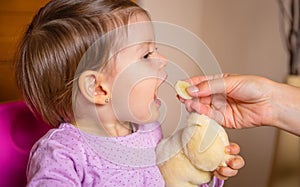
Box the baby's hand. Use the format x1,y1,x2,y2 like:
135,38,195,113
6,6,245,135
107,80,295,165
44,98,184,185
214,143,245,180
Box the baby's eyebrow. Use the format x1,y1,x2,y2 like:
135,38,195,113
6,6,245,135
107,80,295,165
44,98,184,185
136,42,154,52
141,41,155,45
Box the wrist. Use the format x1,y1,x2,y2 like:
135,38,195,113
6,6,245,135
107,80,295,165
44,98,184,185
267,81,284,127
270,81,300,135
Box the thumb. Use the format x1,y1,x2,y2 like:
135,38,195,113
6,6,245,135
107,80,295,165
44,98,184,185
186,78,226,97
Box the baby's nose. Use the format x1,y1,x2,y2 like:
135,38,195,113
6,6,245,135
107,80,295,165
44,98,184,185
156,53,168,68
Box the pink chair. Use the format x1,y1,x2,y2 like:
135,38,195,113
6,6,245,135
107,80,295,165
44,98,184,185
0,101,51,187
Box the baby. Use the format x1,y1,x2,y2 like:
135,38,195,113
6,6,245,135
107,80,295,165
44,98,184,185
15,0,243,186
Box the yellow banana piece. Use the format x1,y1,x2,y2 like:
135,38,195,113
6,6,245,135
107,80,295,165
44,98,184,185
175,80,192,100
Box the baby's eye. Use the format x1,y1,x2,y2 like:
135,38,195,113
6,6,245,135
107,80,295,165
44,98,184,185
143,48,158,59
143,51,154,59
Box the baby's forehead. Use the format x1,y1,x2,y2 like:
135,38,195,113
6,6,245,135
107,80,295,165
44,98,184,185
126,26,155,44
126,16,155,44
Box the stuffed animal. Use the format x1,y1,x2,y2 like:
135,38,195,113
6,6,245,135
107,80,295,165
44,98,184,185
156,81,232,187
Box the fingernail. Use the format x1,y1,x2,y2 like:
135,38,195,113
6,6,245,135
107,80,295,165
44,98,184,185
225,147,231,154
187,86,199,93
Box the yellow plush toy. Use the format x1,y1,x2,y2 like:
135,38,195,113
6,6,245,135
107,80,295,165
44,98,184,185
156,81,232,187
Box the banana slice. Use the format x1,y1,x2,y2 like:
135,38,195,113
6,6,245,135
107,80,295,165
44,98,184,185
175,80,193,100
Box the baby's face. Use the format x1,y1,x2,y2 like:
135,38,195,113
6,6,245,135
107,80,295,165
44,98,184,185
110,14,168,124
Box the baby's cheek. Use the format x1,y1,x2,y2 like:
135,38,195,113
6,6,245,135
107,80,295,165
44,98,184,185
128,99,154,122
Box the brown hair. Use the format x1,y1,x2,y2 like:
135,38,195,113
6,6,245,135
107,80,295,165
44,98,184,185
15,0,149,127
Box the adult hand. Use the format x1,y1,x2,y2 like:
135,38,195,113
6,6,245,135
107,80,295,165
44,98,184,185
183,74,276,129
183,74,300,135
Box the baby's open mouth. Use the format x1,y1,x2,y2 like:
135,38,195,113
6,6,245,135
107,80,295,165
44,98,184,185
154,94,161,106
154,74,167,107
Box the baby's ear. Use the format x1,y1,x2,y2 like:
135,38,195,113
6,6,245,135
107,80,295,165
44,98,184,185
78,70,110,105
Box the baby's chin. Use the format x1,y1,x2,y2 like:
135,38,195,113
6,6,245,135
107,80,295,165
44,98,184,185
130,102,161,125
131,114,160,125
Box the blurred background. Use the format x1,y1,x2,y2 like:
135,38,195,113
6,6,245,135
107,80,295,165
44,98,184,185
0,0,49,101
0,0,299,186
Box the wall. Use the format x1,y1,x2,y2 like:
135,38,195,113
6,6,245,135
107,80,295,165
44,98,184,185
139,0,289,187
0,0,49,102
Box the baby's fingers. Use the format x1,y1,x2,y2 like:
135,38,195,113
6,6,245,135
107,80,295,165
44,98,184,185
225,143,245,170
227,155,245,170
225,142,240,155
214,144,245,180
214,166,238,180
